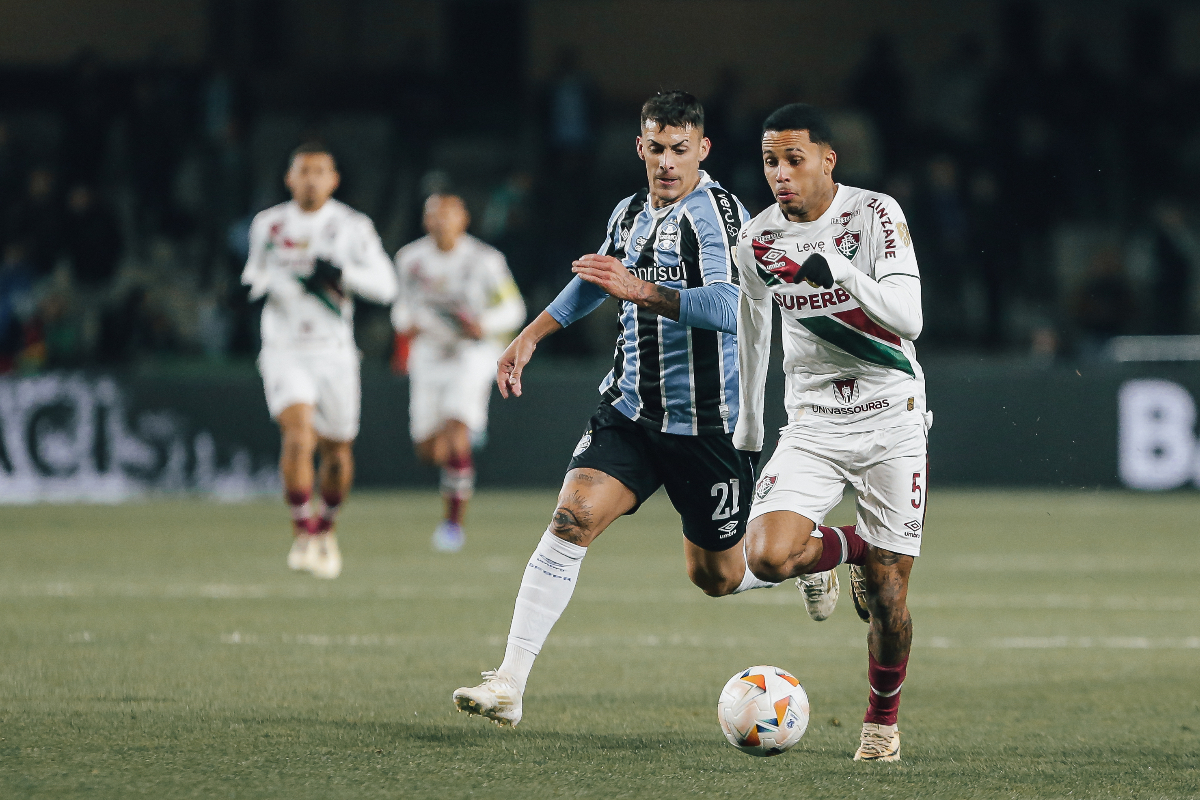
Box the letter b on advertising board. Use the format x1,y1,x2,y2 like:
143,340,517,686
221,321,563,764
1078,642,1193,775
1118,380,1198,490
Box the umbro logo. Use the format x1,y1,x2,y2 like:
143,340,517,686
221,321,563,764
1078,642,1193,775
760,247,786,264
904,520,921,532
717,521,739,537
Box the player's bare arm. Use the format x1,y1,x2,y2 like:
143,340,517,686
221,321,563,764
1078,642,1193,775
571,254,681,320
496,311,562,398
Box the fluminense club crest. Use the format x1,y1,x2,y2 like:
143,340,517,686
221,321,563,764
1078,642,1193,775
833,229,861,260
755,474,778,501
832,378,860,405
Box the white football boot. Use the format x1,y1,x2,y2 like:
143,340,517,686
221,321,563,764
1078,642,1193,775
452,670,522,727
854,722,901,761
796,569,839,621
287,533,314,572
847,564,871,623
308,532,342,579
432,521,465,553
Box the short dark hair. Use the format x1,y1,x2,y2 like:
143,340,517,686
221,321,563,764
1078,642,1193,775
640,91,704,132
762,103,833,146
290,141,337,168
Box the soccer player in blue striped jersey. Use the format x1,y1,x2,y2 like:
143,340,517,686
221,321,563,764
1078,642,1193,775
453,92,777,727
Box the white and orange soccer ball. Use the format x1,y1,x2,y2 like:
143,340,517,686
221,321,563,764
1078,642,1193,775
717,665,811,756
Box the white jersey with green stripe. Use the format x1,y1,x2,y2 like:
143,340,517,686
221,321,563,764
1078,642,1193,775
732,184,927,449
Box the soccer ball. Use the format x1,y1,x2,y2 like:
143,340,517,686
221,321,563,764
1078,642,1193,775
717,665,811,756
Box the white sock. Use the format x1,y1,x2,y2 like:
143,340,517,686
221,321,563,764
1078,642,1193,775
500,530,587,692
499,643,536,694
732,541,781,593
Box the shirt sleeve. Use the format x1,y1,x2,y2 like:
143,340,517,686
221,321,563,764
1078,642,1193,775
688,191,746,285
732,231,773,452
824,249,923,340
338,216,399,304
866,194,920,282
389,250,415,331
478,251,527,337
545,276,609,328
545,197,630,327
677,281,738,334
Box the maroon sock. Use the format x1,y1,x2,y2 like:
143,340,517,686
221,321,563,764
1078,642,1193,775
807,524,869,572
864,652,908,726
286,489,312,536
441,453,474,525
314,492,342,533
447,495,464,525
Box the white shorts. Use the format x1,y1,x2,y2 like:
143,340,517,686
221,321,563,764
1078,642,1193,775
408,347,497,443
749,424,929,557
258,347,361,442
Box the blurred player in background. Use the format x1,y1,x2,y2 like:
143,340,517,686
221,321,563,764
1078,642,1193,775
453,91,764,728
242,142,398,579
734,104,930,762
392,194,526,552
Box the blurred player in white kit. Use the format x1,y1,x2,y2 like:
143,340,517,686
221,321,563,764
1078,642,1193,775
392,194,526,552
242,142,398,578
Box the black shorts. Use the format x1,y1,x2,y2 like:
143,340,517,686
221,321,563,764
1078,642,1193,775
566,403,756,552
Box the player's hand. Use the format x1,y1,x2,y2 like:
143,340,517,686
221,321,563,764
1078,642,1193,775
300,258,346,311
496,332,537,398
793,254,834,289
571,254,646,302
761,250,835,289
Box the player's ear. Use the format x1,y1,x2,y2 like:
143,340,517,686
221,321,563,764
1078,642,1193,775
698,136,711,162
824,147,837,176
635,135,646,162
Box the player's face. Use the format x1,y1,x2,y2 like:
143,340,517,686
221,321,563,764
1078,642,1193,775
637,122,710,208
423,195,470,248
762,130,837,222
285,153,340,212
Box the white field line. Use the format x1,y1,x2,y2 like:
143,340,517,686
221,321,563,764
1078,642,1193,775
6,581,1198,613
204,632,1200,651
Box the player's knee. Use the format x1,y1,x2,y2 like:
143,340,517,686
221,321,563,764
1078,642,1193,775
743,535,788,583
689,566,739,598
865,585,909,632
548,504,593,546
281,428,316,458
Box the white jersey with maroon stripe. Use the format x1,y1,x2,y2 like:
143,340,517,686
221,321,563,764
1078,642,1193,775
733,184,927,448
242,199,398,352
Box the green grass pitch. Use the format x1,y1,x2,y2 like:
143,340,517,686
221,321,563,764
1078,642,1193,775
0,489,1197,799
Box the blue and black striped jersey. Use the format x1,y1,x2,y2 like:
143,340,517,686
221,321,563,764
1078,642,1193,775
595,172,750,435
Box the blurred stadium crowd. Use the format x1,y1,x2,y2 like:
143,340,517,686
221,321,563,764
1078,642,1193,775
0,1,1197,375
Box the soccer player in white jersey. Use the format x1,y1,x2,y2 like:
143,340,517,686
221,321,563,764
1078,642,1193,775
452,91,770,729
734,104,930,762
242,142,398,578
392,194,526,552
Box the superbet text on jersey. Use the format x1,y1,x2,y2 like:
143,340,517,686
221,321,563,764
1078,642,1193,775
735,185,926,436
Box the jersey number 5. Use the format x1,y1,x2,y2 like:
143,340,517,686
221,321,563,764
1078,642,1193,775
911,472,923,509
711,480,741,520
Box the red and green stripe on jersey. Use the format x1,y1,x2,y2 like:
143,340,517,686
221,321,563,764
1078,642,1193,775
753,238,915,377
798,307,915,377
